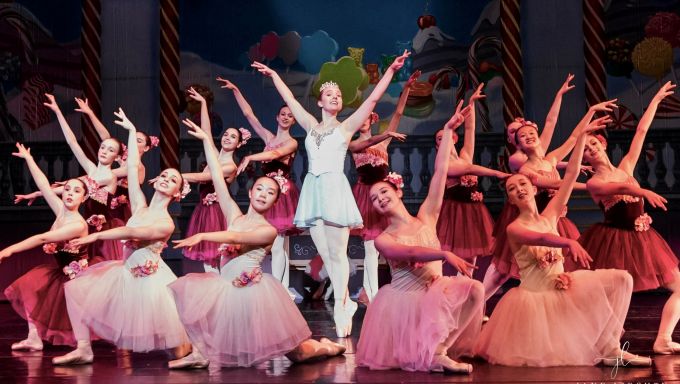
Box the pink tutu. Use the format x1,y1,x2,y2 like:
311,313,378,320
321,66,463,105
183,183,228,262
168,249,312,367
265,181,302,235
357,275,484,371
436,184,494,260
476,269,632,366
351,182,388,240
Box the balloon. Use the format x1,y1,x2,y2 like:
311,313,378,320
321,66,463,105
645,12,680,47
347,47,365,67
312,56,369,106
632,37,673,80
247,43,264,63
606,38,634,78
278,31,301,66
417,14,437,29
259,31,279,61
298,30,339,74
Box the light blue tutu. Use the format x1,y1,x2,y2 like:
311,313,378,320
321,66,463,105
294,172,363,229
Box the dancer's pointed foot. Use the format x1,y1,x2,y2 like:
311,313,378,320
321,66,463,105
168,352,209,369
429,354,473,374
319,337,346,357
654,338,680,355
52,348,93,365
334,300,357,338
11,338,43,352
601,351,652,367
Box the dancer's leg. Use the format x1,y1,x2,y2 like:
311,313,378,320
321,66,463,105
271,234,287,283
285,338,346,363
324,225,350,307
655,269,680,354
53,287,93,365
11,318,43,351
481,264,510,301
362,240,380,302
309,222,332,278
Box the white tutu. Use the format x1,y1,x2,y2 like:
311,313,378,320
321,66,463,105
168,248,312,367
294,172,363,228
64,244,188,352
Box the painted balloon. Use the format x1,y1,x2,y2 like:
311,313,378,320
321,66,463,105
260,31,279,61
278,31,301,66
312,56,369,106
299,30,339,74
247,43,264,63
632,37,673,79
645,12,680,47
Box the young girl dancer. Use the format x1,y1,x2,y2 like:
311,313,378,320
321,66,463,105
347,70,417,303
357,101,484,374
252,50,410,336
435,84,509,272
475,120,651,367
579,81,680,354
74,96,157,223
168,119,345,369
17,94,125,261
220,77,301,296
181,87,241,272
52,109,189,365
2,144,89,350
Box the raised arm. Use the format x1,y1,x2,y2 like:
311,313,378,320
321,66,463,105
251,62,318,131
460,83,485,162
382,70,420,139
348,130,406,153
546,110,614,164
184,119,242,224
70,220,174,247
113,108,146,213
586,178,667,211
217,77,275,142
418,101,471,224
507,222,591,268
173,224,277,249
342,50,410,135
0,222,87,261
12,143,63,214
539,73,575,152
619,81,675,175
75,97,111,141
448,162,509,179
374,233,474,278
237,139,298,175
44,94,96,174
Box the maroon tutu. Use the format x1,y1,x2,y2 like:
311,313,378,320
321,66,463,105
4,243,90,346
183,181,228,262
82,177,125,262
437,176,494,261
109,178,132,224
580,196,678,292
262,160,302,235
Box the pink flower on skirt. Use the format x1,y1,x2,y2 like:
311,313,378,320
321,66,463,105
554,273,572,290
470,191,484,202
232,267,263,287
217,243,241,260
202,192,218,206
536,248,563,269
634,213,652,232
130,259,160,277
63,259,89,280
86,214,107,231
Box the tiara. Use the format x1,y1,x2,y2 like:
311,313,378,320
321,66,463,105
266,169,289,195
319,81,339,93
238,127,252,145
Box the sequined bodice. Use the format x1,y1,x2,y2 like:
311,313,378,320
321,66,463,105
386,224,442,291
305,127,348,175
83,177,114,215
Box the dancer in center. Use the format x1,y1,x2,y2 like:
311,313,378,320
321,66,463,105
475,118,651,367
357,101,484,374
168,119,345,369
252,50,410,336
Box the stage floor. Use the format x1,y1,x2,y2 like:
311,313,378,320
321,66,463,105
0,291,677,383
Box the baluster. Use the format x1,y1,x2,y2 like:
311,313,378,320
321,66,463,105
0,152,11,203
672,142,680,193
188,149,200,174
417,145,431,198
401,146,414,197
636,151,651,188
654,141,668,191
60,154,71,181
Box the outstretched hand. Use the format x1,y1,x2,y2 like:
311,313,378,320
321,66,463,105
643,189,668,211
558,73,576,96
182,118,208,141
43,93,60,113
583,115,613,134
589,98,617,114
445,252,477,278
251,61,275,77
113,108,136,131
216,76,238,91
389,50,411,72
652,81,676,103
186,87,206,103
11,142,32,160
236,156,251,175
470,82,486,103
444,100,472,130
172,234,204,250
386,131,407,142
74,97,94,115
405,70,421,87
69,233,98,248
569,240,592,269
14,194,36,206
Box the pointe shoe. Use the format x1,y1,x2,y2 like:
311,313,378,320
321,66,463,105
654,339,680,355
168,351,209,369
429,354,473,375
482,316,490,324
319,337,346,357
11,338,43,352
52,349,94,365
601,353,652,367
334,300,358,338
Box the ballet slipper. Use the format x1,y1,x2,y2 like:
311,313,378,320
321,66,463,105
429,354,473,374
319,337,346,357
11,338,43,352
52,348,94,365
334,300,357,338
482,316,490,324
601,352,652,367
168,350,209,369
654,338,680,355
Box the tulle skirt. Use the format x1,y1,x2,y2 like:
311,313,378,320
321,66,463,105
475,269,633,366
294,172,363,229
89,219,125,262
5,264,76,346
351,182,388,240
183,202,228,261
357,276,484,371
63,251,188,351
580,224,679,292
168,267,312,366
265,181,302,235
437,199,494,260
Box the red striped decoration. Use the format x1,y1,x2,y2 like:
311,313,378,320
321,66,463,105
81,0,102,161
160,0,180,170
21,74,53,130
583,0,606,108
501,0,523,125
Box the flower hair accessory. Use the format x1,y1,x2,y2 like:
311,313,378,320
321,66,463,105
120,143,128,162
149,136,160,148
238,127,251,145
385,172,405,189
319,80,339,93
266,169,289,195
86,214,107,231
370,112,380,124
177,179,191,201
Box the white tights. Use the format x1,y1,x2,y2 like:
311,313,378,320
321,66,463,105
362,240,380,302
271,234,290,288
309,221,350,309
